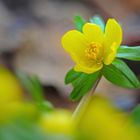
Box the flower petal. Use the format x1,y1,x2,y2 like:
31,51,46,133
62,30,87,54
83,23,103,43
74,63,103,74
61,30,88,63
103,42,118,65
104,19,122,49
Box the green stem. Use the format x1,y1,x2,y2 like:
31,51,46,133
72,76,102,119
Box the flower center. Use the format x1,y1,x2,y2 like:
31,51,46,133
85,42,101,60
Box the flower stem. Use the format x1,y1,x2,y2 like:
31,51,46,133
72,76,102,119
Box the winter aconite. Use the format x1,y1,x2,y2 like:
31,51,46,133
62,19,122,74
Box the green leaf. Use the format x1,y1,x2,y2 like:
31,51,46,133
65,68,82,84
112,59,140,88
16,71,53,111
30,75,44,103
72,73,88,87
103,64,137,88
131,104,140,126
37,101,54,112
117,45,140,61
70,71,100,100
89,15,105,31
74,15,86,32
16,71,44,103
0,120,47,140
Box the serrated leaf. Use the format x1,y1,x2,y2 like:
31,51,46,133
74,15,86,32
112,59,140,88
72,73,88,87
70,77,95,100
65,68,82,84
117,45,140,61
70,75,91,100
103,64,137,88
89,15,105,31
70,71,100,100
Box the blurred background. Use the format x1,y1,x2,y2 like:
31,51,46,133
0,0,140,110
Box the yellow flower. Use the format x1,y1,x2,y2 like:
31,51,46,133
77,95,140,140
0,65,23,104
62,19,122,74
39,109,76,136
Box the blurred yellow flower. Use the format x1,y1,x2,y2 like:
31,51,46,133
77,95,140,140
0,66,23,104
62,19,122,73
39,109,76,136
0,66,26,123
0,102,37,123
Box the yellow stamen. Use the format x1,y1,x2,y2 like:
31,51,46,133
85,42,102,60
96,57,103,65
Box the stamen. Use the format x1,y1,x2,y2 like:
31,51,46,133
85,42,102,60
